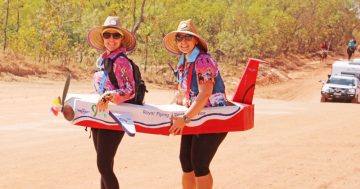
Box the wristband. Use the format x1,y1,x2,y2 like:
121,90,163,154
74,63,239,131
182,115,191,123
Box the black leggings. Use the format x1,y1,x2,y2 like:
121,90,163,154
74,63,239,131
179,132,227,177
92,129,125,189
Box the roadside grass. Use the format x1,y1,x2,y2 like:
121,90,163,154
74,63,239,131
0,51,327,95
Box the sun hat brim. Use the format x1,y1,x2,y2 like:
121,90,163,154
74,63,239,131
87,26,136,52
163,31,208,55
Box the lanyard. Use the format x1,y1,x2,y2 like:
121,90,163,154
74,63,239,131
185,63,195,100
99,58,107,95
99,72,107,95
177,63,190,83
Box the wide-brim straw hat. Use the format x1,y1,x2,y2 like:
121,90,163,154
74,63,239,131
163,19,208,55
87,16,136,52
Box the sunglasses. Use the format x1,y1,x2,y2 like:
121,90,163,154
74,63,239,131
175,34,193,42
102,32,123,39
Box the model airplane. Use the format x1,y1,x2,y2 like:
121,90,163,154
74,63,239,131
51,58,261,136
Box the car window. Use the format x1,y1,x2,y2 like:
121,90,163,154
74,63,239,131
327,78,355,86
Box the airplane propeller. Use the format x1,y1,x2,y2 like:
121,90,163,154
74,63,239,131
51,74,75,121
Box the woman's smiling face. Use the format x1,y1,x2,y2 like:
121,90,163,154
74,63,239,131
176,33,198,54
102,29,123,52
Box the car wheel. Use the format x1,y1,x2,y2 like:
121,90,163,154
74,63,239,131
351,96,358,103
320,96,326,102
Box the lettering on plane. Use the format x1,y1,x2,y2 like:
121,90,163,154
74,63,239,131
76,108,90,114
142,110,205,118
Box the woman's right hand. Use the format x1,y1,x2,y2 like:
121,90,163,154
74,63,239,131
169,116,186,135
96,92,113,112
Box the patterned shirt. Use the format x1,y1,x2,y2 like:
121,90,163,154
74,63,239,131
93,48,135,104
177,47,227,107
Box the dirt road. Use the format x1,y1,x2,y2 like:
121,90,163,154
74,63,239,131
1,60,360,189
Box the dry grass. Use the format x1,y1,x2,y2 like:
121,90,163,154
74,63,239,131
0,51,324,94
0,51,93,82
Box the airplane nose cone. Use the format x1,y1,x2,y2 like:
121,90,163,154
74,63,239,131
62,105,75,121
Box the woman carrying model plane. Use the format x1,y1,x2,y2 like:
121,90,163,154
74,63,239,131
163,19,228,189
87,15,137,189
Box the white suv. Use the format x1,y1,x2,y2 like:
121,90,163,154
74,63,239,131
320,75,359,103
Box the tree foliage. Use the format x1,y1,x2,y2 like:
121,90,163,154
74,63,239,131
1,0,360,68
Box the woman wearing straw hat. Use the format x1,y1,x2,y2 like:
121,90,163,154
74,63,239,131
87,16,136,189
163,19,228,189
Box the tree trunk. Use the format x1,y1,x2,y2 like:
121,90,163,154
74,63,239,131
3,0,10,51
144,35,148,72
131,0,146,34
79,50,83,64
132,0,136,28
16,0,20,32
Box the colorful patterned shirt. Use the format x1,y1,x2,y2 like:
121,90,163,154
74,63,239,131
177,47,227,107
93,48,135,104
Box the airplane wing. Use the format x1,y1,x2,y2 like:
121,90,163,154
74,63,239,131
109,111,136,137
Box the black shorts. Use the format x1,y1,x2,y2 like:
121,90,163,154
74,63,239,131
179,132,227,177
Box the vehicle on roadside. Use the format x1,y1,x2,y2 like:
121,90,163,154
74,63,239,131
320,75,359,103
331,59,360,79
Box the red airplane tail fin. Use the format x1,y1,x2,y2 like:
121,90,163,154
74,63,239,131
232,58,261,105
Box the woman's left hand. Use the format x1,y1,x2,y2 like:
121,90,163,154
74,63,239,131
96,92,113,112
169,116,186,135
